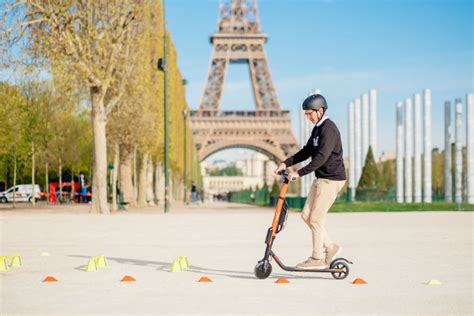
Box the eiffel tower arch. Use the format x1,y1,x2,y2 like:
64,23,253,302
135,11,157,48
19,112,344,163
190,0,299,163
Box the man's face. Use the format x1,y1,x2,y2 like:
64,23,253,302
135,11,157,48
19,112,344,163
304,108,323,124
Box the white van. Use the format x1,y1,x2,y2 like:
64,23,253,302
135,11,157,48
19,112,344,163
0,184,41,203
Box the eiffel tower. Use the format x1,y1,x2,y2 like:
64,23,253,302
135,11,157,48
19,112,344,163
190,0,298,163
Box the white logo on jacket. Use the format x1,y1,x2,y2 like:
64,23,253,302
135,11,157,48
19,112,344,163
313,136,319,146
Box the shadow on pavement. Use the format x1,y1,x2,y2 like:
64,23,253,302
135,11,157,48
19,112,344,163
69,254,332,280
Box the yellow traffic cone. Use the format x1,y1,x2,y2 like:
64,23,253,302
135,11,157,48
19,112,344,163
179,256,189,270
170,258,183,272
95,255,107,268
86,257,98,272
426,279,442,285
6,254,22,267
0,256,8,272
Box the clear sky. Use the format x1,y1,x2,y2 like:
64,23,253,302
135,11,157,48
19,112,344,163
167,0,472,163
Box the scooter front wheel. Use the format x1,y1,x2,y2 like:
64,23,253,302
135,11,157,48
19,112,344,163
254,261,272,279
330,260,349,280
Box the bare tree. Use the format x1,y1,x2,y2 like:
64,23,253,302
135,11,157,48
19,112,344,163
1,0,140,213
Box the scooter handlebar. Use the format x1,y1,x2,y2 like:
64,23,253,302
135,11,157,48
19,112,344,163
278,170,289,183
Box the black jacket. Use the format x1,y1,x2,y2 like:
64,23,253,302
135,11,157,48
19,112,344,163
284,117,346,180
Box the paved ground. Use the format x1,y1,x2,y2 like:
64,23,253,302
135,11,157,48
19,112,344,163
0,202,472,315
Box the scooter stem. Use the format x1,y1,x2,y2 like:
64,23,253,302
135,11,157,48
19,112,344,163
270,181,288,239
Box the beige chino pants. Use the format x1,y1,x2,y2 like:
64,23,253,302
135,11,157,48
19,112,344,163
301,178,346,259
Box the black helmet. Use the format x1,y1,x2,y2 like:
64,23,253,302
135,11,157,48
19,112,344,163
302,94,328,111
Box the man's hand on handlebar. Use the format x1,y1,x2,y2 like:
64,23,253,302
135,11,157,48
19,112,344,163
288,171,300,182
274,163,286,176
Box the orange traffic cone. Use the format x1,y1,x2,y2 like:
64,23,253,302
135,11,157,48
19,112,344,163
42,276,58,282
197,276,212,282
352,278,367,284
275,277,289,283
120,275,136,282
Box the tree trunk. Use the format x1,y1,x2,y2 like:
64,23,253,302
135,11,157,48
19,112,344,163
89,168,92,189
31,142,36,205
147,158,155,206
59,158,62,203
155,161,164,205
71,168,75,201
138,152,148,207
133,145,138,199
119,144,137,207
111,144,119,211
13,153,16,208
169,175,173,202
173,175,179,201
45,162,49,204
90,87,110,214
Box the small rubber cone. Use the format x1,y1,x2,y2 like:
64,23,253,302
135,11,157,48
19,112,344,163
86,258,98,272
179,256,189,269
120,275,136,282
197,276,212,282
95,255,107,268
0,256,8,271
275,277,289,284
10,255,22,267
41,252,50,257
42,276,58,282
170,258,183,272
6,254,22,267
426,279,442,285
352,278,368,284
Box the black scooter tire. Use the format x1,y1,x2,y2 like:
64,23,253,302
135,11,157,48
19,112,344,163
330,260,349,280
254,261,272,279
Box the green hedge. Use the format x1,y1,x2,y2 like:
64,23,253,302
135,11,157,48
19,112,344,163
229,189,474,212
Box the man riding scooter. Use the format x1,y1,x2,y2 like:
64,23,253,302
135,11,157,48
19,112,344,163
275,93,346,269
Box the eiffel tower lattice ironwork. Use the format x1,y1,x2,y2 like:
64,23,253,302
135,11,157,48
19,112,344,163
190,0,299,163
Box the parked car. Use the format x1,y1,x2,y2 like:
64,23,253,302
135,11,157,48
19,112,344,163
0,184,41,203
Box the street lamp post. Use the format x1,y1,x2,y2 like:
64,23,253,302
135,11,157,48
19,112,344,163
183,109,188,204
157,0,170,213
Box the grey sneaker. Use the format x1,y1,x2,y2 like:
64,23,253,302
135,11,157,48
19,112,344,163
296,257,328,269
325,244,342,265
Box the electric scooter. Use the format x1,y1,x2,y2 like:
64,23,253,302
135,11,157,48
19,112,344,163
254,170,353,280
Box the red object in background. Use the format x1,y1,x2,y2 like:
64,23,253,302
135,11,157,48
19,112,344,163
48,181,80,203
49,183,56,203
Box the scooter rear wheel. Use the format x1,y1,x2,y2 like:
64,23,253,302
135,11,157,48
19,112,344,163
330,260,349,280
254,261,272,279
